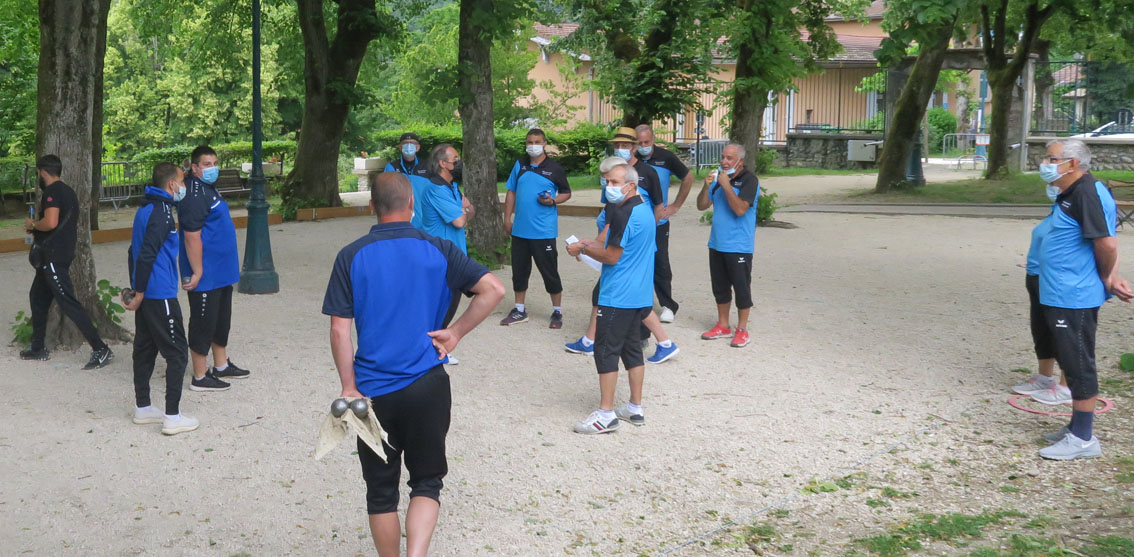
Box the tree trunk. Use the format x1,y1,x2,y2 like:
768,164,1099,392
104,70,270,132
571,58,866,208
875,21,956,192
283,0,383,210
458,0,508,264
729,41,769,170
984,74,1016,177
1032,39,1054,124
89,0,108,230
37,0,129,347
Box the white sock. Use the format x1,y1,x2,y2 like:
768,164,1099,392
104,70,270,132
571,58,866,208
598,409,616,421
553,306,562,313
626,401,643,414
515,303,525,313
165,413,180,420
137,405,154,412
1035,374,1055,383
214,361,229,372
581,336,594,347
658,340,673,348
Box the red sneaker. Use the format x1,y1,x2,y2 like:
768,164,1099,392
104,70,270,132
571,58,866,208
701,324,732,340
730,328,750,348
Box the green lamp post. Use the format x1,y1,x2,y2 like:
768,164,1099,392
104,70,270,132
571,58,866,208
238,0,279,294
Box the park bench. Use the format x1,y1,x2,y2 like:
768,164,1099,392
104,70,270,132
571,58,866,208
214,168,248,194
1108,179,1134,228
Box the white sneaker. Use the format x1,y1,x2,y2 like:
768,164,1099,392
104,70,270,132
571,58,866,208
446,354,459,366
1011,374,1056,395
659,307,675,323
614,404,645,426
1038,432,1101,460
132,406,165,425
162,414,200,435
572,410,620,434
1042,425,1070,444
1031,385,1072,405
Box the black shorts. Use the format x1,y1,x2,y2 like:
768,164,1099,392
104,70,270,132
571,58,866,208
594,306,650,374
1025,274,1055,360
357,366,451,514
593,281,650,341
187,285,233,356
1041,304,1099,400
709,249,753,309
510,236,562,294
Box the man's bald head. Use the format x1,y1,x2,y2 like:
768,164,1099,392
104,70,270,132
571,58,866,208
370,172,414,220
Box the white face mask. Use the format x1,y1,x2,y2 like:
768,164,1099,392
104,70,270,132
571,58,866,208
173,184,187,202
605,184,626,203
526,144,544,157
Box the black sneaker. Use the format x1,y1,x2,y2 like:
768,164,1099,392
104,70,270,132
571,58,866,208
82,346,114,370
212,359,250,379
20,347,49,361
499,308,529,326
190,372,231,392
549,310,563,329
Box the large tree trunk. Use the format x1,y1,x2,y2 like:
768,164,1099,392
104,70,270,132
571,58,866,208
282,0,384,210
89,0,108,230
37,0,128,346
458,0,507,264
875,20,956,192
729,41,769,169
1032,39,1054,125
984,74,1017,176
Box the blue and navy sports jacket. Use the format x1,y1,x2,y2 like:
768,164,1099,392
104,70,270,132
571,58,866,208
129,186,180,300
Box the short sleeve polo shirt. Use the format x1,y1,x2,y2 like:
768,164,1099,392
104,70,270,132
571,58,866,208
600,159,663,208
402,167,431,230
1026,204,1056,276
506,156,571,239
1037,174,1117,309
421,175,467,254
598,196,657,308
385,157,425,176
34,181,79,263
707,168,760,254
643,146,689,224
322,222,489,397
177,176,240,290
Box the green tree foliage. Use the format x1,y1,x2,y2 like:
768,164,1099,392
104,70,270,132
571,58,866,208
0,0,39,156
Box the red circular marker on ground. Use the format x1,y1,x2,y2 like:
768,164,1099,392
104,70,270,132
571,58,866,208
1007,395,1115,417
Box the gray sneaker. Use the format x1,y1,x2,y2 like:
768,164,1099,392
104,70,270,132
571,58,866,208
615,404,645,426
1042,425,1070,444
1038,432,1101,460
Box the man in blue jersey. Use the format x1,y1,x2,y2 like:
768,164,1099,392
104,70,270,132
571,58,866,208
421,144,473,364
566,162,656,433
323,172,504,555
123,163,198,435
1031,139,1131,460
178,146,249,392
384,132,425,176
696,144,760,349
636,124,694,323
500,128,572,328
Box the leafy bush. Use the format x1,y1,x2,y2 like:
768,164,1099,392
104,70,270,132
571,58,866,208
132,140,297,168
96,280,125,325
0,156,32,193
698,190,779,225
10,310,32,345
927,107,958,154
753,149,777,174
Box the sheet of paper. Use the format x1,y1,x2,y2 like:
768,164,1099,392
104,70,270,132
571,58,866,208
579,254,602,272
565,235,579,244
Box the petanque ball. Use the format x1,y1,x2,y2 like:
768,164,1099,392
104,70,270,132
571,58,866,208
349,398,369,419
182,276,192,285
122,288,135,305
330,398,349,418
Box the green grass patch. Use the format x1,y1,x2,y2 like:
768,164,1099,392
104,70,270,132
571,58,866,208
970,533,1075,556
1084,536,1134,556
849,170,1134,205
1115,456,1134,484
1119,353,1134,372
1000,485,1022,494
855,510,1026,556
729,522,778,552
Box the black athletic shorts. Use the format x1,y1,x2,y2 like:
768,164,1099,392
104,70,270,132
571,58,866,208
187,285,233,356
1025,274,1055,360
510,236,563,294
594,306,650,374
1041,304,1099,400
709,249,753,309
593,281,650,341
357,366,451,514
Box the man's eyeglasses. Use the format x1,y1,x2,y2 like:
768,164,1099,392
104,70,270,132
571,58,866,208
1041,156,1072,163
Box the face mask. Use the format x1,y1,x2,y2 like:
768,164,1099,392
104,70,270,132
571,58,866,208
599,177,608,188
605,184,626,204
450,160,463,181
637,145,653,157
200,166,219,184
724,166,737,176
1038,161,1067,184
614,148,631,161
402,143,418,158
1046,184,1060,202
173,184,187,202
526,145,544,157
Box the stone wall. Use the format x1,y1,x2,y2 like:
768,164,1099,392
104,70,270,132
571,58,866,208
1026,137,1134,171
785,133,882,169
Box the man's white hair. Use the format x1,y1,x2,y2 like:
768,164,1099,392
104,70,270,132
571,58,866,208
609,163,638,185
1046,138,1092,170
727,143,747,160
599,156,626,174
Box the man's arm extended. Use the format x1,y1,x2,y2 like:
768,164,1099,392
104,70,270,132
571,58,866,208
330,316,362,398
428,273,506,357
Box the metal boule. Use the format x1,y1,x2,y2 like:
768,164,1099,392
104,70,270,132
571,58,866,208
122,288,135,304
330,398,349,418
349,398,369,419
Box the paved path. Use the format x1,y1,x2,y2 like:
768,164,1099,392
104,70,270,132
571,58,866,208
780,203,1051,219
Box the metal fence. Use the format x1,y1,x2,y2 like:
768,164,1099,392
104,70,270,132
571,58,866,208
1032,60,1134,136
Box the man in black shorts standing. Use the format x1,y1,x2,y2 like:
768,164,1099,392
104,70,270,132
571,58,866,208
322,172,504,555
179,145,249,391
21,154,113,369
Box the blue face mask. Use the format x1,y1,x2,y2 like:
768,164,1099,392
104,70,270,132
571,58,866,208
599,177,608,187
724,166,737,176
605,184,626,203
200,166,219,184
1046,184,1060,202
614,148,631,161
637,145,653,157
1038,161,1067,184
173,184,187,202
402,143,418,158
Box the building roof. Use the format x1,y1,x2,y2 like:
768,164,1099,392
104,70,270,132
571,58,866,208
826,0,885,21
533,23,579,40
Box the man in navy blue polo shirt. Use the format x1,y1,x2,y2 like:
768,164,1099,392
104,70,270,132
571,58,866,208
500,128,572,328
1031,138,1132,460
178,145,248,392
696,143,760,349
322,172,504,555
636,124,694,323
385,132,425,175
566,162,656,433
123,162,198,436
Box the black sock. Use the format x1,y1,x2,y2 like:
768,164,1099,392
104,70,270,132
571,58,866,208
1069,410,1093,441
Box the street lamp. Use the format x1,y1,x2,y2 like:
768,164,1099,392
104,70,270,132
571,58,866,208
238,0,279,294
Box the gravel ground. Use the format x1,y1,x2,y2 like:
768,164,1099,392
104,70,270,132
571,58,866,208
1,204,1131,556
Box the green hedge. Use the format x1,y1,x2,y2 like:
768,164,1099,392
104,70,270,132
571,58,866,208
132,140,297,168
373,123,614,180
